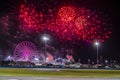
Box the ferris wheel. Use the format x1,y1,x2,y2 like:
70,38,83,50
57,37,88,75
14,41,38,62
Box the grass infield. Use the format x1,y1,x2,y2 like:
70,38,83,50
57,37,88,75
0,68,120,78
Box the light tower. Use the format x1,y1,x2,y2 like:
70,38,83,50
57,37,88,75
94,41,100,64
42,35,49,63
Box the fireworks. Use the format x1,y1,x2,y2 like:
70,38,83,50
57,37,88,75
48,7,112,44
58,6,76,23
0,15,13,34
19,4,43,33
0,1,112,47
75,16,87,30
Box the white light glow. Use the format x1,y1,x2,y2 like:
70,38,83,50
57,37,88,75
43,36,49,41
94,41,99,46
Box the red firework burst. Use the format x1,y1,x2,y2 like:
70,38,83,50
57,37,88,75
49,6,112,44
58,6,76,23
0,15,10,31
19,4,43,33
18,4,112,45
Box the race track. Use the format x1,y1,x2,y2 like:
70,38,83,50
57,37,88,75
0,76,120,80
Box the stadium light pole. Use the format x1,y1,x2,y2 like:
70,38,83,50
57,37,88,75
43,36,49,63
94,41,100,64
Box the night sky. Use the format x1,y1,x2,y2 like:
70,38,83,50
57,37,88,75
0,0,119,63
